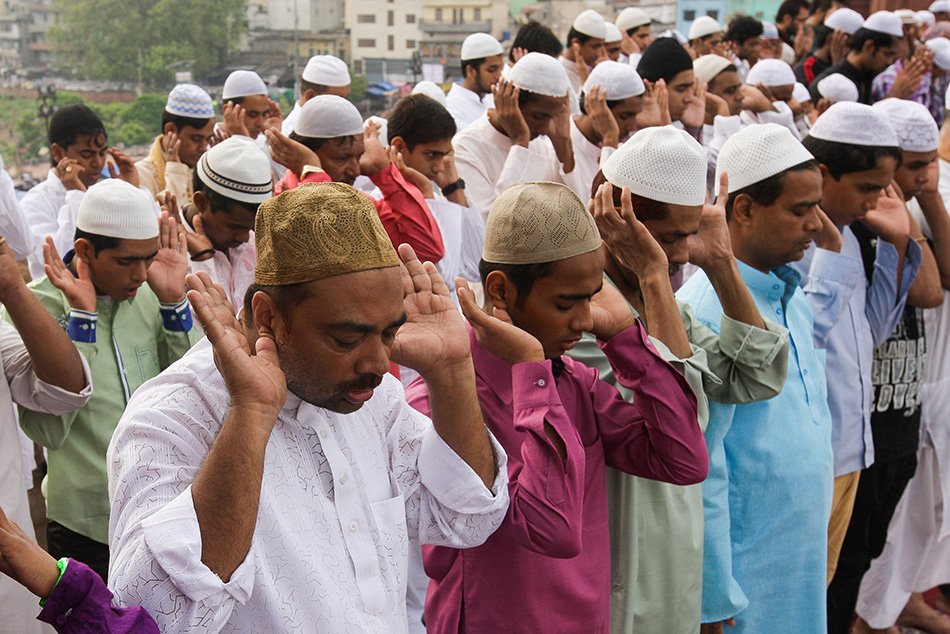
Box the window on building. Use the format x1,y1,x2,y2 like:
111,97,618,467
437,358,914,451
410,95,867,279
707,10,719,19
388,34,394,51
407,39,416,48
435,8,442,21
388,10,394,26
683,9,696,21
406,14,415,23
474,8,481,21
357,14,375,23
358,39,376,47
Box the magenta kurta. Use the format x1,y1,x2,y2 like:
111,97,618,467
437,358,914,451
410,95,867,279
406,322,707,634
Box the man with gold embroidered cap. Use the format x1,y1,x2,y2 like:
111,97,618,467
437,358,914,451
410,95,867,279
107,182,510,634
406,181,707,633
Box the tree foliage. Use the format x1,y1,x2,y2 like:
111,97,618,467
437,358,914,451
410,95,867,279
50,0,246,89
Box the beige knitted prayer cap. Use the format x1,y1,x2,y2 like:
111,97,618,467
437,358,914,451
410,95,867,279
483,182,601,265
254,183,398,286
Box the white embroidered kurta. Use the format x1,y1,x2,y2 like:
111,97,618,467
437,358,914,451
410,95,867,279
107,339,509,634
281,102,302,136
453,113,586,221
0,320,92,634
557,56,583,116
19,169,83,279
445,83,493,133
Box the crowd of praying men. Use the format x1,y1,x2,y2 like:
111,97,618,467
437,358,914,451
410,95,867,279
1,2,950,633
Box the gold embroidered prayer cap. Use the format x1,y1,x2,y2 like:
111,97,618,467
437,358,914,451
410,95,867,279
254,183,398,285
483,182,601,265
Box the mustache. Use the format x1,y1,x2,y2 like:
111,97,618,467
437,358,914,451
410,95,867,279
343,375,383,393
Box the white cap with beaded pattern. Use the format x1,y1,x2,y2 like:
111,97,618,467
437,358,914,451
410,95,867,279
222,70,267,100
872,98,940,153
809,101,899,147
197,136,274,204
602,125,707,206
302,56,350,86
165,84,214,119
509,52,570,97
77,179,158,240
715,123,815,195
863,11,904,38
294,94,365,138
583,61,645,99
816,73,859,103
745,58,796,87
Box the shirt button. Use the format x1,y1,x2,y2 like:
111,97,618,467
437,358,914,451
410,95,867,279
773,284,780,290
56,615,67,625
320,429,328,439
776,308,783,315
170,314,177,321
340,474,348,485
537,379,546,387
81,324,88,330
349,521,358,532
803,369,809,375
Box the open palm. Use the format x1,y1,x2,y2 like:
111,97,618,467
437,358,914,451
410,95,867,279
147,213,190,303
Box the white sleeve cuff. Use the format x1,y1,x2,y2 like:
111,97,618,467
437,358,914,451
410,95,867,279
418,426,509,513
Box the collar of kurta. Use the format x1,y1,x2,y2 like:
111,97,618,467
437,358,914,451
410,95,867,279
735,258,802,304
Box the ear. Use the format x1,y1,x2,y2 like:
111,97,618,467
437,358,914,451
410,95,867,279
484,270,514,311
193,190,212,214
163,122,178,136
51,142,66,163
390,136,408,154
818,163,831,180
862,39,877,55
730,193,756,228
252,291,282,340
302,88,318,102
74,238,94,262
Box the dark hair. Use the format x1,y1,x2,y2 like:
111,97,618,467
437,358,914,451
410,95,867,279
300,78,330,96
387,94,456,150
725,159,819,216
707,63,739,89
776,0,808,23
848,27,896,52
74,228,120,253
517,89,546,109
161,109,214,134
810,0,834,16
191,170,260,215
48,104,107,167
478,259,558,309
243,282,315,321
578,93,625,115
590,169,671,220
288,130,330,153
461,56,487,78
510,20,563,62
725,16,764,43
802,136,902,179
814,24,833,49
566,27,595,49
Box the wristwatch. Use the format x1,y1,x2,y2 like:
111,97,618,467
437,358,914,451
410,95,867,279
441,178,465,197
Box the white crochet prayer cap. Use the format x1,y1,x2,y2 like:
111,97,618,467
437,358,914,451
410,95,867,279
294,94,364,138
583,60,645,100
824,8,865,34
222,70,267,100
602,125,707,206
77,179,159,240
863,11,904,38
573,9,608,38
694,55,734,85
809,101,899,147
918,10,936,27
927,37,950,70
616,7,650,31
761,21,780,40
895,9,917,25
365,116,389,149
872,98,940,152
460,33,503,61
165,84,214,119
411,80,447,106
793,82,812,103
604,22,623,43
197,136,273,204
745,58,796,86
930,0,950,12
689,16,722,40
509,52,570,98
302,55,350,87
816,73,859,103
658,29,689,44
715,124,815,195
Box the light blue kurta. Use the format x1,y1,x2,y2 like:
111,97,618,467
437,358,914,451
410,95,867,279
678,262,834,632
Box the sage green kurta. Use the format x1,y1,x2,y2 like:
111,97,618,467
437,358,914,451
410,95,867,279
569,283,789,634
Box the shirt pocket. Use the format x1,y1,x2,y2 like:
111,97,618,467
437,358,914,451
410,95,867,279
371,492,409,599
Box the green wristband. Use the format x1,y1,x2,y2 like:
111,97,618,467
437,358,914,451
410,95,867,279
39,557,69,607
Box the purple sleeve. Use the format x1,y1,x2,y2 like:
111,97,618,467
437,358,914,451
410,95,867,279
589,323,708,485
37,560,160,634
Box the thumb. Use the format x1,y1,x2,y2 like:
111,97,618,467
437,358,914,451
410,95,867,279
193,213,205,235
76,256,93,282
491,305,515,325
255,333,281,364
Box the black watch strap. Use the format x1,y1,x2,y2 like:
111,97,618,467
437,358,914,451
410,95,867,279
441,178,465,197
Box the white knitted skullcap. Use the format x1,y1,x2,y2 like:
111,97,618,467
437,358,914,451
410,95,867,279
863,11,904,38
931,0,950,12
411,80,447,106
364,116,389,149
222,70,267,100
583,61,645,100
658,29,689,44
483,182,601,265
872,98,939,152
793,82,812,103
895,9,917,25
762,21,780,40
605,22,623,43
77,179,158,240
694,54,734,85
689,16,722,40
745,58,796,86
197,136,273,204
573,9,608,38
616,7,650,31
824,8,865,34
294,94,364,138
602,126,707,206
165,84,214,119
461,32,503,61
302,55,350,86
918,10,936,27
927,37,950,70
509,52,570,97
715,124,815,195
809,101,899,147
816,73,859,103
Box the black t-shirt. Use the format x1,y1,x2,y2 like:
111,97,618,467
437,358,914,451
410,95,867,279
853,223,924,462
809,59,876,105
794,55,830,87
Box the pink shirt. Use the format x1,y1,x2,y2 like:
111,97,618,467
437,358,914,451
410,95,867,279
405,322,706,634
